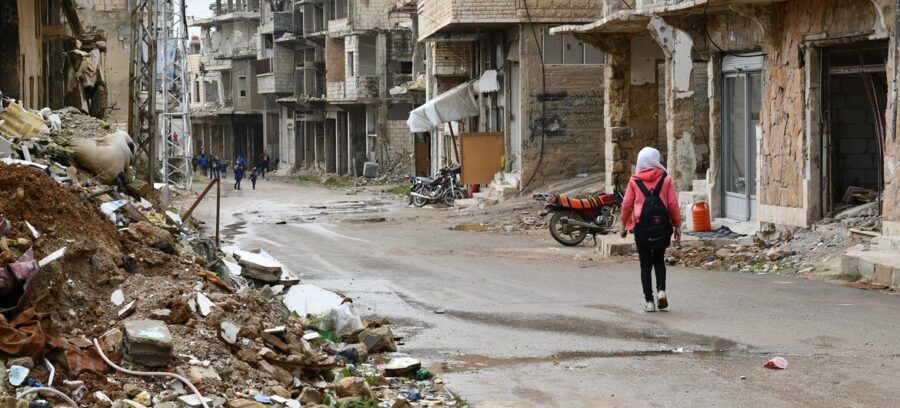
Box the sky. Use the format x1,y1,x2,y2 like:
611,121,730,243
186,0,213,38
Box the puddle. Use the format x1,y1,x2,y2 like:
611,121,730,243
222,221,247,240
450,223,498,232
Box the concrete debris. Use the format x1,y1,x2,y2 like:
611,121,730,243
111,288,125,306
220,321,240,344
229,248,285,282
359,325,399,353
335,377,374,398
196,292,215,317
383,357,422,377
123,319,174,367
127,221,174,252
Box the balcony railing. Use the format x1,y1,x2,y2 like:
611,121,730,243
256,58,273,75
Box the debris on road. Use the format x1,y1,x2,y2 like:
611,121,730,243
0,110,465,407
764,356,789,370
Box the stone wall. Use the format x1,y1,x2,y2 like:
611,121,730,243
418,0,602,39
758,0,880,209
74,0,131,123
379,118,414,174
432,42,472,77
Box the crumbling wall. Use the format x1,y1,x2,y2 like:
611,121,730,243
74,0,131,123
758,0,880,225
16,0,42,109
520,25,605,187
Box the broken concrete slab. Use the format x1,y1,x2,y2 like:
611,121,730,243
196,292,214,317
383,357,421,377
123,320,173,367
177,395,214,407
283,284,343,316
188,365,222,382
220,321,240,344
111,289,125,306
836,202,878,220
230,248,284,282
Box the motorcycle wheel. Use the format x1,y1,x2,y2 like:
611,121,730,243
444,187,467,206
549,211,588,246
412,186,430,207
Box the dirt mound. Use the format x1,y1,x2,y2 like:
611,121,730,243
0,163,123,330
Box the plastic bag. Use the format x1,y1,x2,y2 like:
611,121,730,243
330,303,363,337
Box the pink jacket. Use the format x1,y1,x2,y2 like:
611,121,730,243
621,168,682,231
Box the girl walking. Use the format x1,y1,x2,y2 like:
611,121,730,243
620,147,682,312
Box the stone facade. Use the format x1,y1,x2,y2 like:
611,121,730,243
558,0,900,237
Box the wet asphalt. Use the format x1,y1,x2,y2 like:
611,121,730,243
192,178,900,407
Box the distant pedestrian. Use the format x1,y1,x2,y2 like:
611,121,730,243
620,147,682,313
191,155,198,173
198,154,209,177
258,151,270,178
212,156,221,179
219,160,229,178
249,167,258,190
235,154,248,168
234,165,244,190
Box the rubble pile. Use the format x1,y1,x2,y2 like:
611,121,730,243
0,110,466,407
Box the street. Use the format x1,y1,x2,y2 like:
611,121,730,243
194,178,900,407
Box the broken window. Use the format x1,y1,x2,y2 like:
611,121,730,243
542,26,606,65
400,61,413,75
238,76,247,97
205,80,219,103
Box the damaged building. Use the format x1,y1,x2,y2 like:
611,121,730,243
0,0,126,121
414,0,606,191
189,0,266,165
551,0,900,240
270,0,419,176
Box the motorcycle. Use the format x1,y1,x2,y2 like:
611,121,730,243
408,164,467,207
533,177,624,246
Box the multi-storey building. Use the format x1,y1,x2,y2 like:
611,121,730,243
270,0,420,176
415,0,605,187
189,0,265,166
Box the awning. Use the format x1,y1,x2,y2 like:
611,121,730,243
407,80,478,133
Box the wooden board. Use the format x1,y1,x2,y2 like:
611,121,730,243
460,132,504,185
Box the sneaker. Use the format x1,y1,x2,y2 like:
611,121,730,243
645,301,657,312
657,291,668,310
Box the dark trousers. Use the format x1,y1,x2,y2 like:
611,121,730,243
251,179,257,189
234,179,242,190
637,243,667,302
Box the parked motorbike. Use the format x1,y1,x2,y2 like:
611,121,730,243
534,177,624,246
408,164,467,207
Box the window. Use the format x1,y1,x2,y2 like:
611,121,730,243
238,76,247,97
194,81,200,102
542,26,606,65
347,52,355,77
400,61,413,75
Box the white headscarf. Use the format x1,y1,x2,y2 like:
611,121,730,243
635,147,666,173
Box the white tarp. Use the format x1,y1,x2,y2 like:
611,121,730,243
407,80,478,133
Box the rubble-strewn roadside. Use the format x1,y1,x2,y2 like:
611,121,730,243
1,106,466,407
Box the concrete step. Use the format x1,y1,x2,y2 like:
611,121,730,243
841,245,900,287
596,235,636,257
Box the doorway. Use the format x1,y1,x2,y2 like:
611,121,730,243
824,44,887,213
721,56,762,221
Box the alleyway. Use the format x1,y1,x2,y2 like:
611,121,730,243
194,179,900,407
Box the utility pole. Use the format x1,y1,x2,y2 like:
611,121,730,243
159,0,194,189
129,0,158,186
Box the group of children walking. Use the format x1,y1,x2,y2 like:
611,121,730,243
232,165,258,190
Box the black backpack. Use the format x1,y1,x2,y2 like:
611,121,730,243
633,175,673,248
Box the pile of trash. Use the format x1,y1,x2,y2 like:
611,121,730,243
0,104,465,407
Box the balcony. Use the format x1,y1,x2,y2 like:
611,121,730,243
417,0,601,40
200,55,231,71
214,42,258,60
